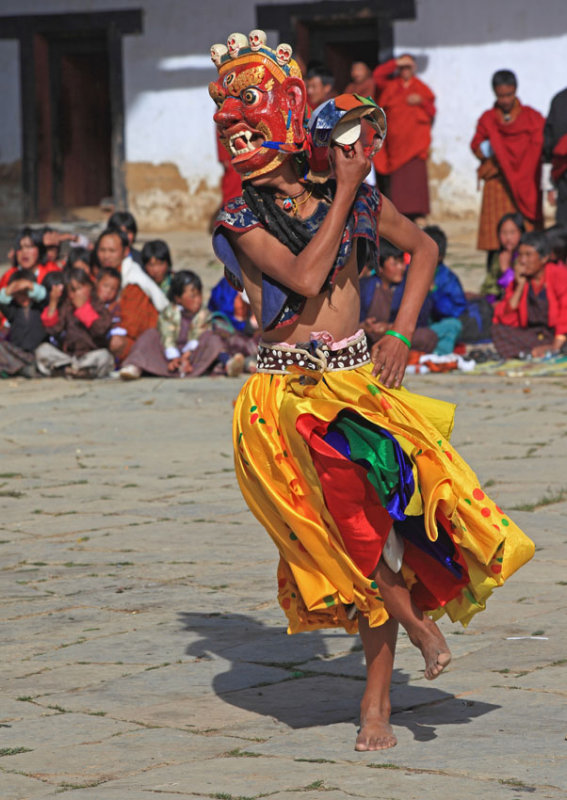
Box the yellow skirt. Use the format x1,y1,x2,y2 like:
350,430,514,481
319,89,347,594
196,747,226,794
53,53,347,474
233,363,534,634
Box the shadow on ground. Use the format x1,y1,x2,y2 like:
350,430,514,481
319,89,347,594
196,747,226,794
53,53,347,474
180,611,500,742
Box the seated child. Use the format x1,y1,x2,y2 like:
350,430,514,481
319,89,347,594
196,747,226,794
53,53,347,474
36,268,114,379
142,239,173,295
0,269,47,376
360,240,437,353
492,231,567,359
119,270,253,379
95,267,123,357
95,267,121,308
64,246,93,279
208,276,259,339
480,213,524,302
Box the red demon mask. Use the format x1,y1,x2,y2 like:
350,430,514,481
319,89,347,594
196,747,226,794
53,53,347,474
209,33,307,180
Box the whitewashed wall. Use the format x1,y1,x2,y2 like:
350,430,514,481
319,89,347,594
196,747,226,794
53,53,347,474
395,0,567,217
1,0,566,225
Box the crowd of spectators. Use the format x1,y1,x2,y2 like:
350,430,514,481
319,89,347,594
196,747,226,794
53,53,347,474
2,56,567,379
0,211,259,379
2,206,565,380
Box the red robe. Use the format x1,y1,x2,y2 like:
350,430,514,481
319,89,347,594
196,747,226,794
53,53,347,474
372,59,435,175
551,132,567,184
470,103,544,223
0,261,61,290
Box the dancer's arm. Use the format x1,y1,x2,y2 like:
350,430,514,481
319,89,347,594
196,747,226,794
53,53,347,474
229,141,370,297
371,197,438,388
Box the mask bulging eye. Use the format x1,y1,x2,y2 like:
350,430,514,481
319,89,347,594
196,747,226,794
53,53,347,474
241,87,261,106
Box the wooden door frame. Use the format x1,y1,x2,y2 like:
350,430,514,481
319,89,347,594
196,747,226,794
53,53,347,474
256,0,416,66
0,10,142,220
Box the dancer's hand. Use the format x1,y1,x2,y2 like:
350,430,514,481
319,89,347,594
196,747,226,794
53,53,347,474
371,333,410,388
330,139,370,193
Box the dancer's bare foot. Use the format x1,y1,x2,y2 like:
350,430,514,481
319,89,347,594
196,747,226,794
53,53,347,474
408,616,452,680
355,709,397,751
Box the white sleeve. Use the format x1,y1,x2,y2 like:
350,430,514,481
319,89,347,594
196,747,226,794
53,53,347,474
541,162,553,191
121,258,169,312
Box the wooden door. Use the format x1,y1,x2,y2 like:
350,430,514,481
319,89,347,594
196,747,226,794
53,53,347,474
36,33,112,217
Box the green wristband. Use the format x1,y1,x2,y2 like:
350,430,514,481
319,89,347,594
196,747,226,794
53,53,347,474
384,329,411,349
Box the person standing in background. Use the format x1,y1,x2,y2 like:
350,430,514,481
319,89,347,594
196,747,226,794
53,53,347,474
344,61,375,100
372,54,435,219
471,70,544,257
305,64,336,111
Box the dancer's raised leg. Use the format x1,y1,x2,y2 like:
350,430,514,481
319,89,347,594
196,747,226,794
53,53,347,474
355,615,398,751
372,558,451,680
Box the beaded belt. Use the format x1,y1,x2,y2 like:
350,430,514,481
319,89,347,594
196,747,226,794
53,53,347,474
256,330,371,374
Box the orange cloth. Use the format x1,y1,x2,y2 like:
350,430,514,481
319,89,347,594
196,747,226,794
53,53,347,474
343,77,376,101
471,103,544,223
117,284,159,362
372,59,435,175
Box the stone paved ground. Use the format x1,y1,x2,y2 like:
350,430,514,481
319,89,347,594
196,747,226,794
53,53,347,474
2,223,567,798
1,368,567,800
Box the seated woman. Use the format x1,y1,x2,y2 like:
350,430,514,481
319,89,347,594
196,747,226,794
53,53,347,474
0,227,62,290
492,230,567,358
119,271,255,379
360,240,437,353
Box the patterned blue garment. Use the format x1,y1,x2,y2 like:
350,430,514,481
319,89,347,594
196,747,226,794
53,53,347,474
213,182,380,331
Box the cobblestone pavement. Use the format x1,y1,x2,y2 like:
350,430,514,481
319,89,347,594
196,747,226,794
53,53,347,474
1,370,566,799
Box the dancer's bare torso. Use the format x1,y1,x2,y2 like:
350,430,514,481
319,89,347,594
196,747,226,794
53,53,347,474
235,245,360,345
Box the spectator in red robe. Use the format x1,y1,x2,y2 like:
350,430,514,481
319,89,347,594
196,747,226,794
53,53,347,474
344,61,375,101
471,70,544,255
372,54,435,219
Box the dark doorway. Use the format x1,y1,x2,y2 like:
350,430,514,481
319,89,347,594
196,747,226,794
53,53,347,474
0,10,142,221
300,19,383,92
258,0,416,91
36,33,112,218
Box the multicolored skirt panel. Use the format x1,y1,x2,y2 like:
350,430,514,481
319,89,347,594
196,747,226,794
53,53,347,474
233,363,534,634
